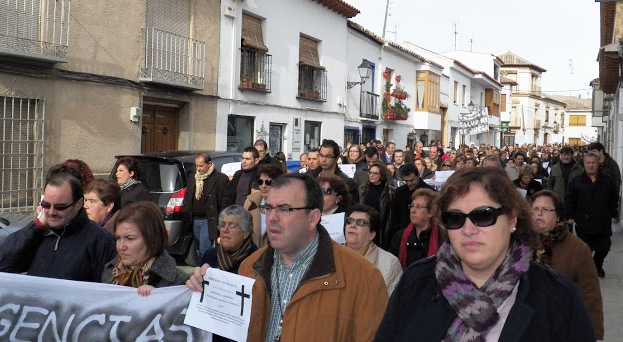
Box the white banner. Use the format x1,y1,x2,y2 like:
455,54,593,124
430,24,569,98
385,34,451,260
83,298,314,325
0,272,212,341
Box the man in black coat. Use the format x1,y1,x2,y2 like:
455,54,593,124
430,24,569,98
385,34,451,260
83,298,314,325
0,165,116,282
230,146,260,206
389,163,435,242
565,152,618,278
254,139,281,166
182,152,232,258
310,139,359,204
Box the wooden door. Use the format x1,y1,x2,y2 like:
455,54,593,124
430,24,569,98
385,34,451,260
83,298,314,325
141,107,179,153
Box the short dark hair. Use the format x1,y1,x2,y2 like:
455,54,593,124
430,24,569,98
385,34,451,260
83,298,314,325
115,157,143,181
320,139,340,158
385,141,396,148
46,164,85,202
243,146,260,159
258,164,285,180
364,146,379,158
254,139,268,150
115,201,168,258
400,163,419,178
587,142,604,152
271,173,323,212
560,146,573,155
347,204,381,235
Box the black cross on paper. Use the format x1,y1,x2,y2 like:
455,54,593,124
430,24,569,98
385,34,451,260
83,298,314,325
200,279,210,302
236,285,250,316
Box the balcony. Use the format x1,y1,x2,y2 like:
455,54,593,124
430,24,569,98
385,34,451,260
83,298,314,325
239,48,272,93
360,91,379,120
0,0,70,63
297,64,327,101
139,28,205,90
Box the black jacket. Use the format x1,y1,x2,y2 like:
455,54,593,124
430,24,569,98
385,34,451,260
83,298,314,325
375,257,595,342
120,182,151,208
230,167,259,206
201,243,259,273
183,170,232,240
0,209,116,282
565,171,618,235
389,180,436,239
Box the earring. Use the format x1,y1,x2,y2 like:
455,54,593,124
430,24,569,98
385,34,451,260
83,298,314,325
511,227,516,233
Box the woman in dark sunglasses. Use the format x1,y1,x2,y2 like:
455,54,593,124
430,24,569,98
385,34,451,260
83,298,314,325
317,174,351,215
243,164,284,247
376,167,595,341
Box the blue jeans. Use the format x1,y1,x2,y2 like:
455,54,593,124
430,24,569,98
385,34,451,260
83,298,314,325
193,219,211,258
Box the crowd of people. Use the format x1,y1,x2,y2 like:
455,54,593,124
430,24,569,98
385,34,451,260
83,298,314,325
0,137,617,341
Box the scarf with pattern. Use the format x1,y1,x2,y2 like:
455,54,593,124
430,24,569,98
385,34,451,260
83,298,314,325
217,236,253,272
435,240,532,342
119,178,141,191
109,256,156,287
195,164,215,200
534,224,564,266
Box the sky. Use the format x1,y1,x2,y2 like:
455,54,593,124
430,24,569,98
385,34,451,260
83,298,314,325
344,0,600,98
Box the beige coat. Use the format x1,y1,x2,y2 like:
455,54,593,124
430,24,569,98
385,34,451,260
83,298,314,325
242,190,267,247
238,226,388,342
363,242,403,295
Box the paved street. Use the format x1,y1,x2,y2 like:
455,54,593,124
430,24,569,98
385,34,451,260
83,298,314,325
601,229,623,342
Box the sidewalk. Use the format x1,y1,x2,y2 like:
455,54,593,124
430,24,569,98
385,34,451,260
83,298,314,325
601,229,623,341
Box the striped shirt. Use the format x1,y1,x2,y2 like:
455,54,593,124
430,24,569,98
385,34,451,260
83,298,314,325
265,233,320,342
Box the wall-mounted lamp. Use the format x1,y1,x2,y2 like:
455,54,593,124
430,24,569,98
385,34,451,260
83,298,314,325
347,61,372,89
467,100,476,113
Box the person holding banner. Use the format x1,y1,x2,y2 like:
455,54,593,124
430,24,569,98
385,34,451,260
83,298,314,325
103,201,189,296
0,164,116,282
188,173,388,342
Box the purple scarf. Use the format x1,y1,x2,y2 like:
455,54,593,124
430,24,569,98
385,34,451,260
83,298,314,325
435,240,532,341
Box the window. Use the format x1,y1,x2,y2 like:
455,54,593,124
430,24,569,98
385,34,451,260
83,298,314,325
240,13,272,92
568,138,583,146
485,89,501,116
501,94,507,112
227,115,254,152
453,81,458,104
0,95,45,211
568,115,586,126
298,35,327,101
462,85,467,106
304,121,322,151
415,71,440,113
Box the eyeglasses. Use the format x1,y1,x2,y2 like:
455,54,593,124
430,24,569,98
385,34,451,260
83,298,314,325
257,179,273,186
218,222,241,231
368,171,381,175
441,206,507,230
318,154,335,159
259,205,314,216
408,204,429,210
321,187,336,196
442,164,452,167
345,217,369,227
40,198,80,211
531,207,556,214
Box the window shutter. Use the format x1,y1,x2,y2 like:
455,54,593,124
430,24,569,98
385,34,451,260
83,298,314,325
299,35,322,69
241,13,268,52
146,0,189,36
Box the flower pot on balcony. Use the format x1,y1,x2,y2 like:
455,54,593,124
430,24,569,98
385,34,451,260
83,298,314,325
241,78,250,88
252,82,266,91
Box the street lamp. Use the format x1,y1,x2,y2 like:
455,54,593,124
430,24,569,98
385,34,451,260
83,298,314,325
347,61,372,89
468,100,476,113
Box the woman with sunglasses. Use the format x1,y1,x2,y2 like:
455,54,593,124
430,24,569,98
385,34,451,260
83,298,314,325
529,190,603,339
359,163,393,248
389,188,446,270
344,204,402,295
317,175,351,215
440,160,454,171
243,164,284,247
376,167,595,341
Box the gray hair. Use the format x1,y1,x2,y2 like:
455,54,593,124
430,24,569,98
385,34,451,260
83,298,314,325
218,205,253,234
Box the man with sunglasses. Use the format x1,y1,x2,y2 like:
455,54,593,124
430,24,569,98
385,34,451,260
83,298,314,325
187,173,387,341
0,164,116,282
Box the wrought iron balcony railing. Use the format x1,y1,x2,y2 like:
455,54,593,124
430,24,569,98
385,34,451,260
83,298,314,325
239,47,272,92
139,27,206,90
0,0,70,62
297,64,327,101
360,91,379,120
